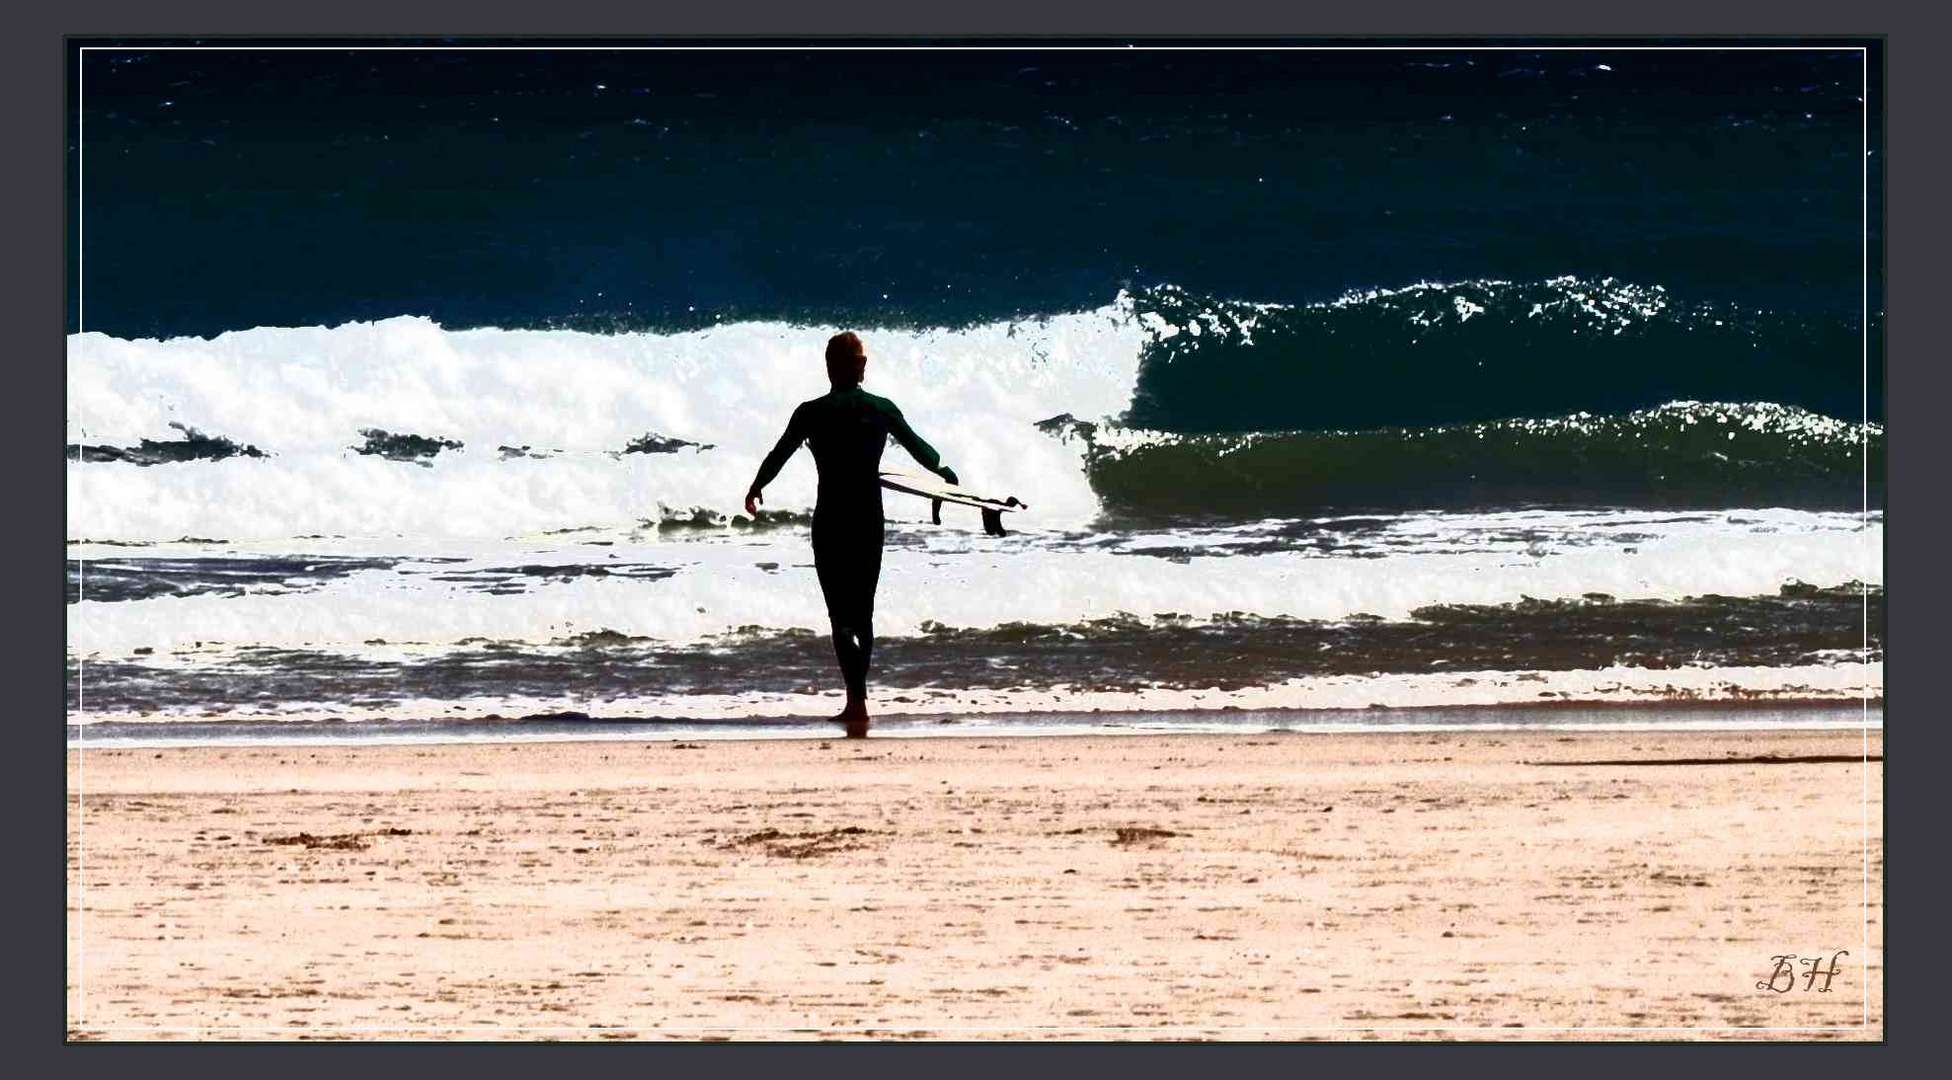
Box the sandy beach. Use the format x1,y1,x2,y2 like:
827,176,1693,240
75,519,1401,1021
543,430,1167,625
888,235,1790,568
65,728,1882,1041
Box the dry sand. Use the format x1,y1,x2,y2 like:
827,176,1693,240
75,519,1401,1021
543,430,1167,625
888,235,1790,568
66,728,1882,1040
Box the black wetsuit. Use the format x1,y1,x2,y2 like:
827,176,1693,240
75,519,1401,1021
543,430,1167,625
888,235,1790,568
749,385,947,703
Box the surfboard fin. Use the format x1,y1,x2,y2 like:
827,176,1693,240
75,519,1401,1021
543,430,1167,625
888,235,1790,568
982,507,1007,537
931,498,944,526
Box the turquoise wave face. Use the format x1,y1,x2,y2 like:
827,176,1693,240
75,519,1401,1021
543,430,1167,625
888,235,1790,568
1062,401,1881,517
1120,280,1874,433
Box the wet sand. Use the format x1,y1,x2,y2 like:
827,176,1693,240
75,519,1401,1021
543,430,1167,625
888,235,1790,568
66,728,1882,1040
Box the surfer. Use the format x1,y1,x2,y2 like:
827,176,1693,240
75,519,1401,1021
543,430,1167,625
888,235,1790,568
745,332,958,738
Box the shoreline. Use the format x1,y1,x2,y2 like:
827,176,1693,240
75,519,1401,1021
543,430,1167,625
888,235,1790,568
67,698,1885,749
64,660,1882,726
69,727,1882,1040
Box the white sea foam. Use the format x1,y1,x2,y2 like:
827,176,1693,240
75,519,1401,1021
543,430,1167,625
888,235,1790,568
68,302,1148,542
65,509,1878,656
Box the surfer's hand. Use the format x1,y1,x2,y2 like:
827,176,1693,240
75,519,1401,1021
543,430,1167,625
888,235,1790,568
744,487,762,517
936,466,959,486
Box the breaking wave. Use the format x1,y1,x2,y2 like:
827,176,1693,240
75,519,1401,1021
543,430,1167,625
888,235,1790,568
66,278,1875,543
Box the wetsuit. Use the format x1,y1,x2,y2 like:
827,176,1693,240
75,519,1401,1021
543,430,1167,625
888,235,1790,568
749,386,949,703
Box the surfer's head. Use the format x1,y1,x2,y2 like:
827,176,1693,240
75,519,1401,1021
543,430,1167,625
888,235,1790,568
825,331,867,388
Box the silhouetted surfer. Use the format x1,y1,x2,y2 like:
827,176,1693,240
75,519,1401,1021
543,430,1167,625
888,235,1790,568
746,332,958,738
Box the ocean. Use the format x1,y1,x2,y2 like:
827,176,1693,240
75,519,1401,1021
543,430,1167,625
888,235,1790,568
66,46,1883,744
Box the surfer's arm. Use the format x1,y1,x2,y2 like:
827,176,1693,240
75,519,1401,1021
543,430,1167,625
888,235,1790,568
747,405,808,510
885,403,956,484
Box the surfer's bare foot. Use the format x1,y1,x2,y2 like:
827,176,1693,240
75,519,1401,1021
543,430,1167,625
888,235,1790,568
832,700,870,739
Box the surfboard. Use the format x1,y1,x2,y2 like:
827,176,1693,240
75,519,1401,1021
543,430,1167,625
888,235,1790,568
879,470,1027,536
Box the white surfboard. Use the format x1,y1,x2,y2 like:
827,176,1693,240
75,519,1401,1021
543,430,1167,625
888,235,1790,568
879,470,1027,536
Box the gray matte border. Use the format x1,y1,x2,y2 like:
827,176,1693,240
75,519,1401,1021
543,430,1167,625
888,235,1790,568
19,0,1941,1063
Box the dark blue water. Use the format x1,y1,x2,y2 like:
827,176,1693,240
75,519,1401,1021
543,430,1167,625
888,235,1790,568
73,47,1880,423
69,45,1886,503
